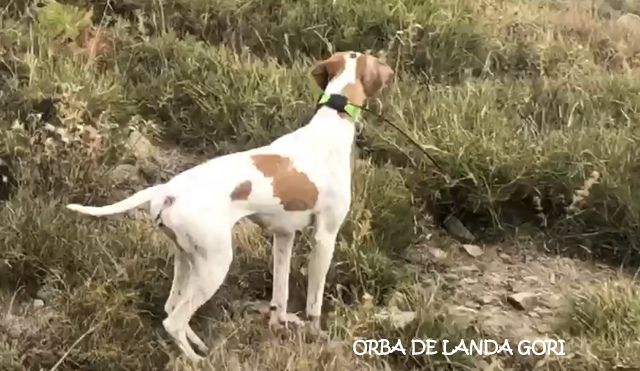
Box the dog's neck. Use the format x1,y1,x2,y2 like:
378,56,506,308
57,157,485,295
312,57,368,124
303,56,369,157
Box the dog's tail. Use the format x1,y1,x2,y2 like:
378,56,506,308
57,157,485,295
66,185,163,217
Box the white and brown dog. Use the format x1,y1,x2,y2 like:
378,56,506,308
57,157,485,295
66,51,394,360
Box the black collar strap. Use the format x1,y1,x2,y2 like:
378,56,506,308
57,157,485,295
317,93,362,120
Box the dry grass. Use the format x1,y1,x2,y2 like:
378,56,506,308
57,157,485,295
1,0,640,370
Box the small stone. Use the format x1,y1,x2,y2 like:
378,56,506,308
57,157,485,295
499,253,511,262
616,13,640,37
528,311,541,319
449,305,478,316
442,273,459,281
507,292,538,311
138,161,161,182
461,278,478,285
33,299,45,309
126,130,158,161
375,310,416,329
535,323,552,334
479,295,497,305
427,247,447,260
465,300,481,309
523,275,539,283
452,264,480,273
443,215,475,242
462,244,484,257
109,164,140,185
534,307,553,316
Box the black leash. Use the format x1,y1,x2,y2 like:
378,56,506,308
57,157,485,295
355,104,446,176
315,93,447,178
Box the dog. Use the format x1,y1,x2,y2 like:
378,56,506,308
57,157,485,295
66,51,395,360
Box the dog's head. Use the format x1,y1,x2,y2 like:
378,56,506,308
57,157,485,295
311,51,395,100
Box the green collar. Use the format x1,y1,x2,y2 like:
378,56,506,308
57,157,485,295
317,93,362,121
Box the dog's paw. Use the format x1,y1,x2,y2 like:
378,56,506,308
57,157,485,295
269,312,305,332
304,316,329,341
187,327,209,354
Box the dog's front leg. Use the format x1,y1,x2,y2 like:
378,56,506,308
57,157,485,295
269,232,303,329
305,209,347,336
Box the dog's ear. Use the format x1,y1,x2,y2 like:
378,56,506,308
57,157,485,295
311,54,345,90
360,55,395,96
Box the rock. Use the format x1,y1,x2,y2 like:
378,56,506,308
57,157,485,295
443,215,475,242
240,300,271,316
460,277,478,285
447,305,478,324
451,264,480,273
450,305,479,314
442,273,459,280
427,246,447,260
616,13,640,37
464,300,481,309
33,299,45,309
361,293,375,310
36,287,52,301
478,295,498,305
535,323,552,334
375,309,416,329
109,164,140,185
126,130,158,161
499,253,511,262
462,244,483,257
507,292,538,311
138,160,161,182
534,307,553,316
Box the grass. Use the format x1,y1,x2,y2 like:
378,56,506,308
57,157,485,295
1,0,640,370
551,279,640,370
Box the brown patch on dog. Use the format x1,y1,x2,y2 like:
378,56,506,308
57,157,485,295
311,52,394,109
230,180,252,201
342,82,366,107
356,54,395,96
311,52,347,90
251,154,319,211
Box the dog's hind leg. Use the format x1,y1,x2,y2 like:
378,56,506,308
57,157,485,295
165,249,188,315
164,249,208,353
162,215,233,361
160,215,208,353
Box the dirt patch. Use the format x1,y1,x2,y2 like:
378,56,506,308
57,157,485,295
407,240,619,344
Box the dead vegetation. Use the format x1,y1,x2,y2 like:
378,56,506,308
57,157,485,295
1,0,640,370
